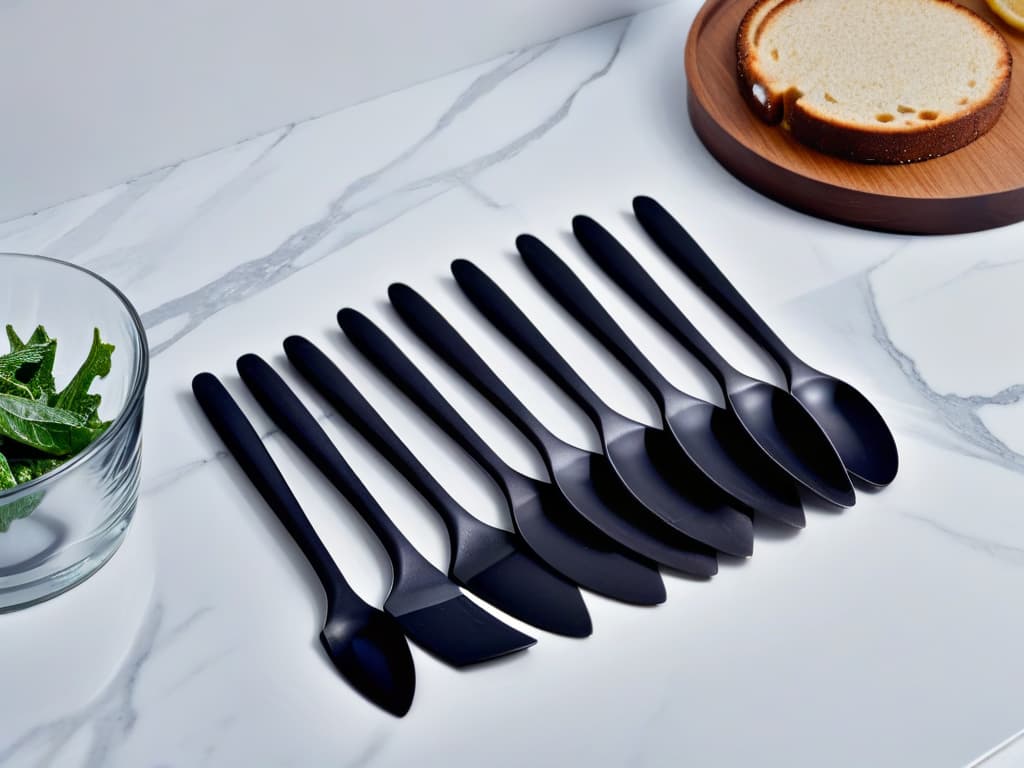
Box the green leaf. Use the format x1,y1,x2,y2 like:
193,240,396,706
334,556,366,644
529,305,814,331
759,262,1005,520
0,345,45,378
6,325,24,353
0,492,43,532
0,452,14,490
0,393,102,456
53,329,114,420
0,374,35,399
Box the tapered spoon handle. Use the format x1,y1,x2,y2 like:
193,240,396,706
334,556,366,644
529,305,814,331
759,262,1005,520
633,196,800,380
337,308,524,491
191,372,360,609
236,354,429,583
385,284,563,456
517,235,671,402
573,214,739,391
283,335,476,541
451,259,614,426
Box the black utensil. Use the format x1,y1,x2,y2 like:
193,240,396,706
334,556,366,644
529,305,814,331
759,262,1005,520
517,236,805,528
633,195,899,487
337,309,672,605
382,287,722,575
283,335,592,638
450,260,755,557
236,355,536,667
574,215,856,508
191,373,415,717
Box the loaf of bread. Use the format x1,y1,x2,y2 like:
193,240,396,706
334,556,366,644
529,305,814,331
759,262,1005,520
736,0,1012,163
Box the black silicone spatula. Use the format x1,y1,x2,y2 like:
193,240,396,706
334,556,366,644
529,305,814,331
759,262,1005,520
383,287,720,575
633,195,899,487
574,214,857,508
191,373,415,717
337,308,671,604
235,355,536,668
451,259,755,557
282,335,592,638
517,235,804,529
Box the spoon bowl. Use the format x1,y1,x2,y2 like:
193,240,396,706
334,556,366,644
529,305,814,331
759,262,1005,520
632,194,898,488
599,418,754,556
322,606,416,717
505,472,670,606
728,378,856,507
515,234,805,529
548,445,719,576
572,213,856,508
450,259,755,558
790,373,899,487
662,394,805,527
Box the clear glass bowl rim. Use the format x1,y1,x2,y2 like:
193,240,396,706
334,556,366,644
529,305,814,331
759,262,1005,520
0,252,149,501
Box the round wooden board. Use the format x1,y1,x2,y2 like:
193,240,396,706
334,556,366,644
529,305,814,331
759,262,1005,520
686,0,1024,234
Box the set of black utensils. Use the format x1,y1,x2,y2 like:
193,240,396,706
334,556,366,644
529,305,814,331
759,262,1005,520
193,196,898,717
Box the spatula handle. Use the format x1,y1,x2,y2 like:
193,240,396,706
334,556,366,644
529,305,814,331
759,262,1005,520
633,196,800,380
385,284,564,457
517,235,672,404
451,259,612,428
236,354,430,584
191,372,360,609
573,215,739,391
337,308,524,492
283,335,479,545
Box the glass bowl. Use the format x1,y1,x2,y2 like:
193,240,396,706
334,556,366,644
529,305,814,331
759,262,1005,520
0,253,148,612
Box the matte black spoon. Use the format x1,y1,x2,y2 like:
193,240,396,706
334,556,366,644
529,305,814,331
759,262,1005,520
336,309,670,605
517,236,805,528
382,288,722,573
283,335,592,638
236,355,536,667
633,195,899,487
574,215,856,508
450,260,754,556
192,373,415,717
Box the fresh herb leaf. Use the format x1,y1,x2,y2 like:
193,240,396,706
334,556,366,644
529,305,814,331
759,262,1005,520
6,325,25,353
0,374,35,399
0,393,103,456
0,491,43,532
0,452,15,490
0,345,46,379
53,329,113,420
0,325,116,527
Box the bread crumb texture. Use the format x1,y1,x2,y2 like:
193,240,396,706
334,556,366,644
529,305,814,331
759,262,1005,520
737,0,1012,162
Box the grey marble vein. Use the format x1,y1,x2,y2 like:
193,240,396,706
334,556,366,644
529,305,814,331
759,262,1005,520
0,603,164,768
860,268,1024,474
342,730,391,768
0,604,217,768
905,513,1024,567
43,166,178,262
74,124,298,288
140,19,631,356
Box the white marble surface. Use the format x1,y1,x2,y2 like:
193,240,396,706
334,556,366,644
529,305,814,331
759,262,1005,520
2,2,1024,765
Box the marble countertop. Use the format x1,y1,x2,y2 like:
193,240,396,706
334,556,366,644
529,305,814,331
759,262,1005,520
2,1,1024,766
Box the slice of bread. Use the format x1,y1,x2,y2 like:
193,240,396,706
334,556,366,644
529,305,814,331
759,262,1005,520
736,0,1012,163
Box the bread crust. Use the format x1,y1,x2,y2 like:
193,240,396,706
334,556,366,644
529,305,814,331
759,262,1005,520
736,0,1013,163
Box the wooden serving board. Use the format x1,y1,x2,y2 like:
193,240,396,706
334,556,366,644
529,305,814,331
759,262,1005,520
686,0,1024,234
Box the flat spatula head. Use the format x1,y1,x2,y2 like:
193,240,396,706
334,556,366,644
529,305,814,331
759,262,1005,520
456,529,593,638
321,607,416,717
392,595,537,667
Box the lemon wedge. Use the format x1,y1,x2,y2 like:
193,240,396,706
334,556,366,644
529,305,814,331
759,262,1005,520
988,0,1024,32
